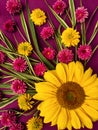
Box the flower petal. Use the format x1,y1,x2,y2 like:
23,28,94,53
33,93,56,101
44,71,61,87
70,110,81,129
85,99,98,110
57,108,67,129
74,61,84,82
82,104,98,121
35,82,57,93
75,108,93,129
81,68,93,83
56,63,66,83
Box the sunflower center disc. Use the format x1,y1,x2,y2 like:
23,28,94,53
56,81,85,109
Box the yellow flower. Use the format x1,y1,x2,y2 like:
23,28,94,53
33,61,98,130
18,42,33,56
27,117,43,130
18,94,34,111
61,28,80,47
30,8,47,26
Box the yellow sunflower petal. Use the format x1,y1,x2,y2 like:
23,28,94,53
56,63,66,83
85,99,98,110
62,63,69,81
70,110,81,129
85,87,98,98
68,62,75,81
51,106,61,126
57,108,67,129
44,71,61,87
81,74,97,87
33,93,56,100
35,82,57,93
82,104,98,121
75,108,93,129
74,61,84,82
81,68,93,83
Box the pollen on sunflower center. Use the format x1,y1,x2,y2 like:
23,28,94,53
56,81,85,109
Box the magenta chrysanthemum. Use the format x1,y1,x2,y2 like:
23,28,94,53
58,49,74,63
34,63,47,76
52,0,67,15
9,123,24,130
6,0,22,15
11,79,27,94
3,19,16,32
1,111,16,127
40,26,54,40
0,51,6,64
42,47,55,60
13,57,27,72
76,6,89,23
77,45,92,60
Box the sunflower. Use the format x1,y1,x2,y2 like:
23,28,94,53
33,61,98,130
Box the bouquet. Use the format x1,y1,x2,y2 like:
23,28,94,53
0,0,98,130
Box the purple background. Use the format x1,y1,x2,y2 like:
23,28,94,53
0,0,98,130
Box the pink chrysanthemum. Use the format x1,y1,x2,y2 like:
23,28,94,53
40,26,54,40
9,123,24,130
13,57,27,72
76,6,89,23
58,49,74,63
1,111,16,127
42,47,55,60
11,79,27,94
3,19,16,32
34,63,47,76
77,45,92,60
0,51,6,64
52,0,67,15
6,0,22,15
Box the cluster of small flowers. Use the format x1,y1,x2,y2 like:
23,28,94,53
1,110,24,130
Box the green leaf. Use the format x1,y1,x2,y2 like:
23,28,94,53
0,96,18,109
20,11,31,43
69,0,76,28
44,0,68,28
88,22,98,45
0,84,10,88
2,90,14,95
0,31,15,51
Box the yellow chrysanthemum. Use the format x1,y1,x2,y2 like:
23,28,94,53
18,42,33,56
27,117,43,130
18,94,34,111
30,8,47,26
33,61,98,130
61,28,80,47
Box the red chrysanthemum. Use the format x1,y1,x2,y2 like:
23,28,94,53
77,45,92,60
3,19,16,32
42,47,55,60
11,79,27,94
1,111,16,127
6,0,22,15
34,63,47,76
52,0,67,15
76,6,89,23
13,57,27,72
40,26,54,40
58,49,74,63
